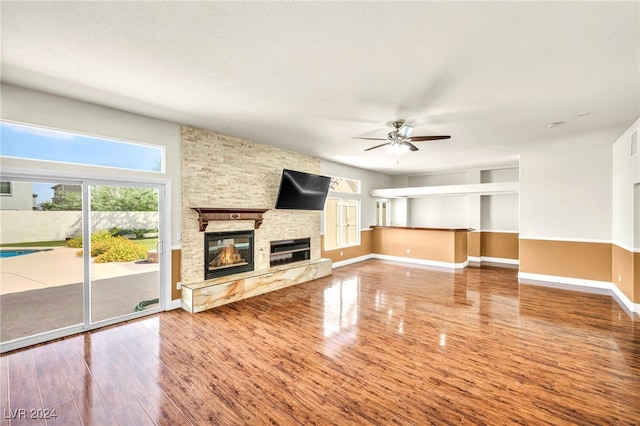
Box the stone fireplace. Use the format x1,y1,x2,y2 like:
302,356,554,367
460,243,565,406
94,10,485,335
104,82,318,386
180,125,324,285
180,126,332,313
204,230,254,280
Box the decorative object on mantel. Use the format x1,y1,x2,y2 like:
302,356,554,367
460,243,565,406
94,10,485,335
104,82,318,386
191,208,269,231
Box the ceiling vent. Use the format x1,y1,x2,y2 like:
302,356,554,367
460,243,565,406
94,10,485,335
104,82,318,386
632,130,638,157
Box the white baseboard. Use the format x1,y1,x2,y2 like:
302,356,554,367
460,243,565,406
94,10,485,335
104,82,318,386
611,285,640,315
332,254,374,268
167,298,182,310
480,256,519,265
335,254,512,270
371,254,468,269
518,272,640,314
468,256,518,266
518,272,611,289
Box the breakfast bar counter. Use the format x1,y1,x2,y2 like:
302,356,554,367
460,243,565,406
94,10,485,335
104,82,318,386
371,226,472,268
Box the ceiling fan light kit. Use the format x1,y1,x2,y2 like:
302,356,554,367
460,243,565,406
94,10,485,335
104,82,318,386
356,119,451,154
386,143,411,155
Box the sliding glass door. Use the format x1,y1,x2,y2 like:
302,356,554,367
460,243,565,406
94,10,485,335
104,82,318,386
0,178,165,352
89,184,161,323
0,179,85,343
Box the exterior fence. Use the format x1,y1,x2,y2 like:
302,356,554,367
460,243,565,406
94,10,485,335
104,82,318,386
0,211,159,244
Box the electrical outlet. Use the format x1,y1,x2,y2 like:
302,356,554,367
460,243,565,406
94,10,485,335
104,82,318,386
340,251,344,256
406,248,411,254
618,274,622,283
176,281,182,290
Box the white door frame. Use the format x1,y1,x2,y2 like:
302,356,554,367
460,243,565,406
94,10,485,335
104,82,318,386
0,167,172,353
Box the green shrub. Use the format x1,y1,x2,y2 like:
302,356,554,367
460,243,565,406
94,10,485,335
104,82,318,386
90,240,112,257
69,230,148,263
66,229,115,250
94,237,149,263
109,227,158,239
66,234,83,248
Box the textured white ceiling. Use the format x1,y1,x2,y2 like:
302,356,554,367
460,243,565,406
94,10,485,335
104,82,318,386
1,1,638,175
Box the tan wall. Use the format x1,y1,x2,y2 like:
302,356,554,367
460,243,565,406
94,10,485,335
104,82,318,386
455,231,468,263
468,231,481,258
635,252,640,304
371,227,459,263
612,244,634,303
321,229,372,263
519,239,612,282
181,125,322,284
468,232,519,261
481,232,519,260
171,249,181,301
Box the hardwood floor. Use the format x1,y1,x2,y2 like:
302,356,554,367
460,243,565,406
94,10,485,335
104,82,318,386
1,259,639,425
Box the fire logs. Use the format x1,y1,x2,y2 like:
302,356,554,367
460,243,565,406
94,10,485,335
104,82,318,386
210,244,245,267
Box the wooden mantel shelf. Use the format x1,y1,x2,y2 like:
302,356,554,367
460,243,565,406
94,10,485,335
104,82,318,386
191,208,269,231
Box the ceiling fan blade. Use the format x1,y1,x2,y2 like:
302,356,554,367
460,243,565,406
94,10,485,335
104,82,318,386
397,124,415,139
364,142,391,151
409,135,451,142
353,137,387,141
403,141,419,151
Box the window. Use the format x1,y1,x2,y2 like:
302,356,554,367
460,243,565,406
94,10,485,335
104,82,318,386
0,121,164,172
329,177,360,194
324,176,361,250
0,181,11,195
376,200,390,226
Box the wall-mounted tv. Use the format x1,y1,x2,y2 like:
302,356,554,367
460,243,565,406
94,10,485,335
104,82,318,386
274,169,331,211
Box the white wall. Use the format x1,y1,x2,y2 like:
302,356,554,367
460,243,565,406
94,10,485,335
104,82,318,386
635,184,640,250
408,172,468,186
407,171,470,228
480,194,519,232
320,160,393,230
520,145,612,241
385,167,520,230
612,117,640,250
390,198,408,227
0,211,158,244
481,168,519,183
0,83,182,245
410,196,470,228
0,182,33,211
390,176,408,226
480,167,519,232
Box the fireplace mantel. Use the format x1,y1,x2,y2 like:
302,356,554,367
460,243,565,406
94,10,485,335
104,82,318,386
191,207,269,231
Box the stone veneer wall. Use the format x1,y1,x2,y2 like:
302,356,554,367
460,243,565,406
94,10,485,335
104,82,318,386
181,125,322,284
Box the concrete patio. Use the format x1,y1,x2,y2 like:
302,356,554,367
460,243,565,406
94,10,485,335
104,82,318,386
0,246,158,294
0,246,159,342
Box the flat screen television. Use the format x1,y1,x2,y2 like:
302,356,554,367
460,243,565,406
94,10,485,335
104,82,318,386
274,169,331,211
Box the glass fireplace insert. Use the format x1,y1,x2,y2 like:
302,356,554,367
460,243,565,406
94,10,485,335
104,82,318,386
204,230,254,280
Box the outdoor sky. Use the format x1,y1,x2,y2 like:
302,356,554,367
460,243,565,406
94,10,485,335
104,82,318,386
0,122,162,171
0,121,164,203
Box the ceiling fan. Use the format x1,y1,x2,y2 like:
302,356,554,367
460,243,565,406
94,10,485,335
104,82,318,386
356,120,450,153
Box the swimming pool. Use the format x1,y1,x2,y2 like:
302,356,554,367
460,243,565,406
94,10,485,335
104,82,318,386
0,249,52,258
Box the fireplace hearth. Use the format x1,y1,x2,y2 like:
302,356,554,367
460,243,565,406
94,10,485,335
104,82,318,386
205,230,254,280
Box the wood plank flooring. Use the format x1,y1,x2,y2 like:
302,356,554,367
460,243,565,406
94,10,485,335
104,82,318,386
1,259,639,425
